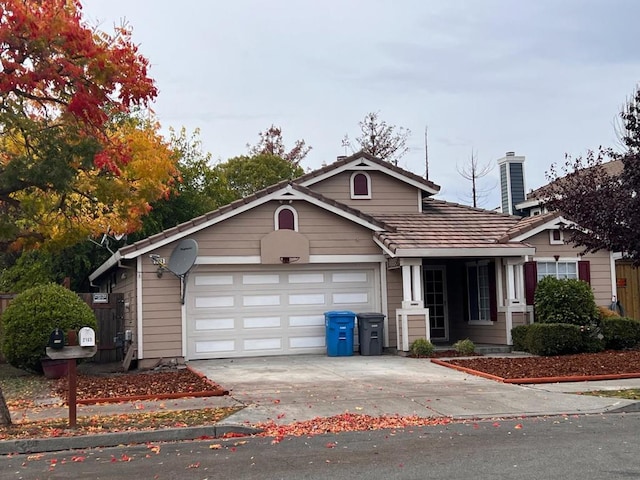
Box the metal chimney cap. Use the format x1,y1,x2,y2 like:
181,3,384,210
506,151,515,156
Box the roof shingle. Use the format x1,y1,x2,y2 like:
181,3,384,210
373,199,527,251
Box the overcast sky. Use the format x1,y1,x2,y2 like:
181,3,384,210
83,0,640,209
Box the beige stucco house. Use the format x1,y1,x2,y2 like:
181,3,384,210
90,152,617,367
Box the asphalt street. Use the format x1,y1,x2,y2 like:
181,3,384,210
2,413,638,479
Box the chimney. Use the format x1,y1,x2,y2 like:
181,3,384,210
497,151,526,216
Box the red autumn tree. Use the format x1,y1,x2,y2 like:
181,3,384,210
0,0,177,250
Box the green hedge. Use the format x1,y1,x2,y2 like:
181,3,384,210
511,322,606,355
509,323,582,356
511,325,530,351
534,276,599,326
601,317,640,350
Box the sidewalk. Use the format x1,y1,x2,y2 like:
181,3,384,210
2,354,640,455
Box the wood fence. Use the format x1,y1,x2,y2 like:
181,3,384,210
615,261,640,320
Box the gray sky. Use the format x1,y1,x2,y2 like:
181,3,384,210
83,0,640,208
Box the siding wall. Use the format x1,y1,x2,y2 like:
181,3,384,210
111,265,137,334
139,244,183,361
456,312,508,344
310,171,421,213
527,230,614,306
385,268,403,348
511,310,530,328
190,201,380,257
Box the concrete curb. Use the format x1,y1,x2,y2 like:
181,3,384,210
0,424,260,456
606,401,640,414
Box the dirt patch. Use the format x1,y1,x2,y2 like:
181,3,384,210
440,350,640,381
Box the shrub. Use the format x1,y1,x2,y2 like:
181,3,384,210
597,305,621,320
410,338,434,357
524,323,583,356
0,283,97,372
579,321,605,353
534,276,598,326
511,325,531,351
452,338,475,355
601,317,640,350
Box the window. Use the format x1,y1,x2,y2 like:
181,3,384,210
536,261,577,281
350,172,371,199
525,260,590,305
467,262,491,322
274,205,298,231
549,229,564,245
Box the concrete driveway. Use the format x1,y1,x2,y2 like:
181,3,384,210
189,354,640,425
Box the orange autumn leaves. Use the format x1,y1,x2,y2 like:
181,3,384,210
0,0,178,250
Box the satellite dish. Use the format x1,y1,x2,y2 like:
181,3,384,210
168,239,198,276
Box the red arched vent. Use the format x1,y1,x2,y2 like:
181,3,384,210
353,173,369,196
278,208,295,230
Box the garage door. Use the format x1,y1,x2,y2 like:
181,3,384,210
185,264,379,359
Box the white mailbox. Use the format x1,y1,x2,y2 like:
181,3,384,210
79,327,96,347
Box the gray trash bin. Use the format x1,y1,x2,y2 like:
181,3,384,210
357,312,385,355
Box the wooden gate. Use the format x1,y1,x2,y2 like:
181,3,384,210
615,261,640,320
80,293,125,363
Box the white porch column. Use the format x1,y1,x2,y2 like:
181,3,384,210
401,265,412,302
504,258,527,345
411,265,422,305
507,264,516,303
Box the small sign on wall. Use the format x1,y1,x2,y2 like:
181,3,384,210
93,293,109,303
617,278,627,288
79,327,96,347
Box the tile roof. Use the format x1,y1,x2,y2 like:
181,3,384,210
295,151,441,193
373,199,530,252
526,159,623,200
498,211,561,242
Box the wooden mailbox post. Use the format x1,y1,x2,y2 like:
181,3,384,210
45,327,97,428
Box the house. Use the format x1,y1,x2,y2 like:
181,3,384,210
90,151,617,367
512,157,633,318
504,151,618,309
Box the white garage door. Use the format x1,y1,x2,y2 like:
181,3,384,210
185,264,379,359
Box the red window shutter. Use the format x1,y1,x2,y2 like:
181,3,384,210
278,208,295,230
578,260,591,284
524,261,538,305
353,173,369,196
489,261,498,321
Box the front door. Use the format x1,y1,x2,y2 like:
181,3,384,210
423,266,448,341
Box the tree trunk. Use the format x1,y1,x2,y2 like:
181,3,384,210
0,387,12,425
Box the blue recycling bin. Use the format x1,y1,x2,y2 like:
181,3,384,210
324,311,356,356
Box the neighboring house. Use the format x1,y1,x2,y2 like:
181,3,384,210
511,156,634,319
90,151,616,367
503,152,618,311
